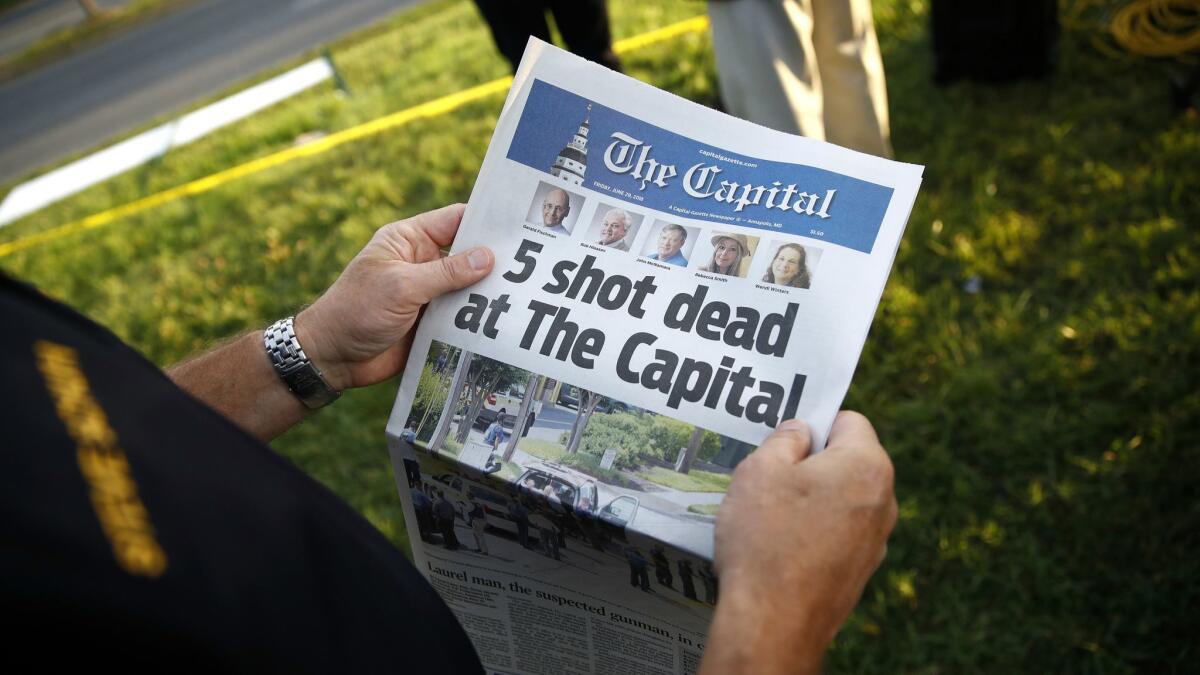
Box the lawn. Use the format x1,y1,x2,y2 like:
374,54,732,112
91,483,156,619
1,1,1197,672
637,466,731,493
515,438,569,463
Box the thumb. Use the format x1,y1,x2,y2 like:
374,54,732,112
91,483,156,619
754,418,813,465
408,246,494,303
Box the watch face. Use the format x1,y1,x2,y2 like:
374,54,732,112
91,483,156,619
287,363,339,407
291,367,323,394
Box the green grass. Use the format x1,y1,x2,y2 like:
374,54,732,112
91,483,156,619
1,1,1197,672
515,438,568,462
0,0,193,83
687,504,719,517
637,466,731,493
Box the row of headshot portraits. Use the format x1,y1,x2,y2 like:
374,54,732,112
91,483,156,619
525,180,821,289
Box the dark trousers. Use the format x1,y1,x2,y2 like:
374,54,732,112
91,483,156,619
655,564,673,588
439,518,459,550
630,565,649,591
415,508,434,542
681,573,697,601
539,528,560,559
403,460,421,488
472,0,621,73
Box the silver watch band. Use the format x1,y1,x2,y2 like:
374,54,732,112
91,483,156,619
264,316,341,409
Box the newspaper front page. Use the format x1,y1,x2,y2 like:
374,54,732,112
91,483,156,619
385,39,923,674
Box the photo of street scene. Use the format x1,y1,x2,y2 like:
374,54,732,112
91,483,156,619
395,341,759,559
399,449,719,626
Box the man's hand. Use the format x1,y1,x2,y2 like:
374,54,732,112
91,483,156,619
169,204,493,440
295,203,494,391
700,412,897,675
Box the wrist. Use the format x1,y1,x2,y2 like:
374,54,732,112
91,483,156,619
292,308,353,392
702,571,828,675
263,315,344,409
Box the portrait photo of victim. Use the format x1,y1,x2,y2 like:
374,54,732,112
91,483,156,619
693,231,760,278
640,221,699,267
753,240,823,289
524,181,585,236
584,204,643,252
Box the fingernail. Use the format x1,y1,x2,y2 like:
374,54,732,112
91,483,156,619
778,418,808,433
467,247,491,271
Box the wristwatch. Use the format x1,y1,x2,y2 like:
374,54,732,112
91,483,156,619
263,316,341,409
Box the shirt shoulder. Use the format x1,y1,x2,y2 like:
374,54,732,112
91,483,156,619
0,273,481,673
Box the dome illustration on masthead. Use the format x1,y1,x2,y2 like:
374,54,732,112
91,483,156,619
550,103,591,185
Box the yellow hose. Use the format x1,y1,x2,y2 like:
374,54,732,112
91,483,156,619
1110,0,1200,58
1064,0,1199,60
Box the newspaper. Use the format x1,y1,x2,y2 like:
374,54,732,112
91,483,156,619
385,39,922,675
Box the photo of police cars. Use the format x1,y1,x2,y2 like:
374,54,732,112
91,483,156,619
395,341,725,617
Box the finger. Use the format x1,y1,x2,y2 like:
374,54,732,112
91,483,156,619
374,204,467,262
752,418,813,465
826,410,880,451
817,411,896,510
407,203,468,248
407,246,494,304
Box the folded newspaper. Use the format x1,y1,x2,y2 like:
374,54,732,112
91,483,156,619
386,39,922,675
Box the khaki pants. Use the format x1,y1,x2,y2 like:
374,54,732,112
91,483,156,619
708,0,893,157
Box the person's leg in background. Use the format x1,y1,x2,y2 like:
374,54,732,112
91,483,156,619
811,0,892,156
707,0,825,139
473,0,552,72
548,0,622,71
474,0,621,73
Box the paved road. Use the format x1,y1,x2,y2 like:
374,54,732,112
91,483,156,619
0,0,423,185
0,0,130,59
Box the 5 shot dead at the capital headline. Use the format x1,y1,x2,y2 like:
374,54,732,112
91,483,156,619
453,245,808,430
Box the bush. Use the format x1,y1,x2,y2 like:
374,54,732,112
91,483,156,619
560,412,723,469
440,437,462,458
643,415,722,462
557,453,631,488
560,412,642,469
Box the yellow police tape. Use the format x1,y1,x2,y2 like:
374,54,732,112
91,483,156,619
0,15,711,259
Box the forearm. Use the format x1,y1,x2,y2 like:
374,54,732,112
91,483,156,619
168,329,309,442
699,577,827,675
